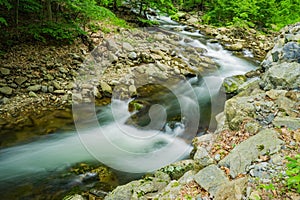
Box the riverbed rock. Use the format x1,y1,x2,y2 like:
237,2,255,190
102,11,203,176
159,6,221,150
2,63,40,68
214,177,248,200
222,75,247,94
193,147,214,168
27,84,41,92
224,94,259,130
194,164,229,196
225,42,244,51
15,76,28,86
128,51,137,60
0,86,13,95
0,68,10,75
122,42,134,52
218,129,284,178
100,81,112,96
272,116,300,130
261,62,300,90
104,171,170,200
106,39,118,52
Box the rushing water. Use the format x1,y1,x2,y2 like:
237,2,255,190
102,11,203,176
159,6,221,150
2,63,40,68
0,16,257,199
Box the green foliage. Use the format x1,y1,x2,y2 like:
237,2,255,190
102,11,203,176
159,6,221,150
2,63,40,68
286,154,300,193
24,22,86,43
0,17,7,26
259,183,275,190
202,0,300,30
0,0,128,45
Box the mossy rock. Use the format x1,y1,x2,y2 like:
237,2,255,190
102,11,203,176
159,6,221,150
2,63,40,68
159,160,195,180
222,75,247,94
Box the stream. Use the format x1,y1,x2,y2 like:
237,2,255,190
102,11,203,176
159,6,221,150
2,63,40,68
0,16,257,199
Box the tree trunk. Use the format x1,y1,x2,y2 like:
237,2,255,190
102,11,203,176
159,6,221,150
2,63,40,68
46,0,52,21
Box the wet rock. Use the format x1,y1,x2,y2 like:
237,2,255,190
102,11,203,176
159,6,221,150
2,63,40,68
63,194,85,200
225,42,244,51
15,77,28,86
222,75,247,94
0,86,13,95
128,85,137,96
0,68,10,75
100,81,112,96
262,62,300,90
218,129,283,178
272,116,300,130
27,84,41,92
194,164,229,196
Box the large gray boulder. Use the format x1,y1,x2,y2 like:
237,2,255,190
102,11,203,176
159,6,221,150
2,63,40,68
104,171,170,200
261,22,300,69
261,62,300,90
194,164,229,196
218,129,283,178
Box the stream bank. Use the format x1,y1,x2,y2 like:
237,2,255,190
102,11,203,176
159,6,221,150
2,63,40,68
0,12,293,200
76,23,299,200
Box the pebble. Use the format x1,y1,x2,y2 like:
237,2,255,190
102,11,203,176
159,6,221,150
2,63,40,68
29,91,38,97
48,86,54,93
41,86,48,93
128,52,137,60
27,84,41,92
0,68,10,75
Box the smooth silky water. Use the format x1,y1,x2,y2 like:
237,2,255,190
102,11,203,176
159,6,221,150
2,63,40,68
0,16,258,199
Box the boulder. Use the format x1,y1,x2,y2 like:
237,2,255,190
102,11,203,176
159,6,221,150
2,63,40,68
100,81,112,96
261,62,300,90
106,39,118,52
194,164,229,196
218,129,283,178
214,177,248,200
272,116,300,130
104,171,170,200
222,75,247,94
224,94,261,130
122,42,134,52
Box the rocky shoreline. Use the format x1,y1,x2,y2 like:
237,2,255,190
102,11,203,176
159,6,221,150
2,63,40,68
69,23,299,200
171,11,276,61
0,14,298,200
